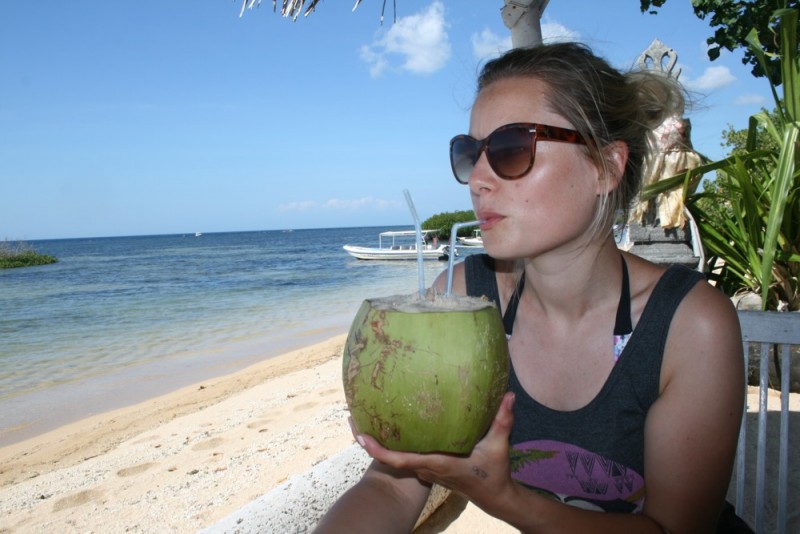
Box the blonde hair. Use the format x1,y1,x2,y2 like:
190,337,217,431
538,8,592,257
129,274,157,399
477,42,686,240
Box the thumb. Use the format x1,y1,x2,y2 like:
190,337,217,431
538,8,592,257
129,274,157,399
485,392,515,442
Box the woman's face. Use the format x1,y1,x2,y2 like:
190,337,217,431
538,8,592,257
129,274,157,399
468,77,600,262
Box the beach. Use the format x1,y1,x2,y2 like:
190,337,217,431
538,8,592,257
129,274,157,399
0,330,517,533
1,332,797,533
0,334,355,532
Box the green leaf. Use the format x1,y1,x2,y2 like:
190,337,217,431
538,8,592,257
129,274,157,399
759,124,799,308
775,8,799,122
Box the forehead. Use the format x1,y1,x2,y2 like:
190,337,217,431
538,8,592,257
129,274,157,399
470,77,563,135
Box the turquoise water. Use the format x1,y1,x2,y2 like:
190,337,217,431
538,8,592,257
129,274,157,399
0,227,465,445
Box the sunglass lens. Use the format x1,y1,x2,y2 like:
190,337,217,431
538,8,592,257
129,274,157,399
450,136,479,184
487,127,532,179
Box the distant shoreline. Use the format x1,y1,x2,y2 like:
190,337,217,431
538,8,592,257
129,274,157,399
22,225,407,244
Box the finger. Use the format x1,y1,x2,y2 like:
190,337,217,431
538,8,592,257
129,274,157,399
356,433,451,477
485,392,515,442
348,416,366,445
360,435,427,468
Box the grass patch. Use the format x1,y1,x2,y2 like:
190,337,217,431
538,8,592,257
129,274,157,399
0,240,58,269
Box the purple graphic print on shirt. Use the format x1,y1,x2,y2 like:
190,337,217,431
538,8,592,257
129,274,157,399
511,440,645,513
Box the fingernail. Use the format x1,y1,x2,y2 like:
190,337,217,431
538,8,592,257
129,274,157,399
356,434,366,448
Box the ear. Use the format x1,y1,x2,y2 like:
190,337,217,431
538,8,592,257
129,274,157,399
596,141,629,195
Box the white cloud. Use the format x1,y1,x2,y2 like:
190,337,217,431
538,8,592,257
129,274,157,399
279,197,401,212
278,200,317,212
322,197,401,210
471,19,579,63
541,21,580,43
735,93,768,106
360,1,451,78
471,29,511,63
359,46,388,78
684,65,736,92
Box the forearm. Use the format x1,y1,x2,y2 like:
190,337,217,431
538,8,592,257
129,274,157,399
314,464,431,534
481,482,670,534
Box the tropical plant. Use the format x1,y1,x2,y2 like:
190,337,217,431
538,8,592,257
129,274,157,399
642,7,799,311
640,0,800,85
721,108,783,156
692,109,783,248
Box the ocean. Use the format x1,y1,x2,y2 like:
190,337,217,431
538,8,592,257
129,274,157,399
0,227,472,446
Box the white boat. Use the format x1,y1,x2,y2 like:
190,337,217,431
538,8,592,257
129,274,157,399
457,229,483,248
343,230,452,261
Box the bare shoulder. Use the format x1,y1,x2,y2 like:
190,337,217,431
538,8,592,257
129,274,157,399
626,255,741,359
431,261,466,295
624,253,743,391
668,275,742,373
661,272,744,417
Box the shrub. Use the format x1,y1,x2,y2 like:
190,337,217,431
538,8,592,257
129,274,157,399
422,210,479,240
0,240,58,269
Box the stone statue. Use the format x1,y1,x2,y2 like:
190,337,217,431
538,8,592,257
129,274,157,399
630,39,702,230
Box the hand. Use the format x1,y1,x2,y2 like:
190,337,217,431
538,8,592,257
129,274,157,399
351,392,517,511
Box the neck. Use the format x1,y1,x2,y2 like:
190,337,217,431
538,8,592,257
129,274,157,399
519,237,622,319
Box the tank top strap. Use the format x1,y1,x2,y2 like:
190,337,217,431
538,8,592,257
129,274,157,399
501,255,631,338
502,275,524,336
614,256,632,336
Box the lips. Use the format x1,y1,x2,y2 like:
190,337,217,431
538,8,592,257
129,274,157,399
477,211,504,231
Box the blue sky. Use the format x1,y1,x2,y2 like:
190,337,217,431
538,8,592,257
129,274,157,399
1,1,774,240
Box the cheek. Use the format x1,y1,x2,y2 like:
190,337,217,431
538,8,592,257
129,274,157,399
514,172,598,228
517,174,588,206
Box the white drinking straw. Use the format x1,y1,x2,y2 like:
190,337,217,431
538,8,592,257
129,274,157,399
446,220,482,297
402,189,426,298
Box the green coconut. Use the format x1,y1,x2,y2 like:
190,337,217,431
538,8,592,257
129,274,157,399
342,293,509,454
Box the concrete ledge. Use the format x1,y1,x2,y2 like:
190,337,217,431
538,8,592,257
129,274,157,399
200,444,370,533
200,444,449,533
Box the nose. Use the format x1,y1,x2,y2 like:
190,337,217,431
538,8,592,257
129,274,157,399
468,151,497,194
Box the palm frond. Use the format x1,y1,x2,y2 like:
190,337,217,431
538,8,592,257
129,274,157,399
240,0,395,23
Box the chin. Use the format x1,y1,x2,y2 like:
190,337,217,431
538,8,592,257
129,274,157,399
483,244,516,261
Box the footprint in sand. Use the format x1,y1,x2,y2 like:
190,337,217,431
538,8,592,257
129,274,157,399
246,419,271,430
129,434,160,446
117,462,157,477
52,489,103,512
192,437,225,451
293,401,319,412
320,388,339,397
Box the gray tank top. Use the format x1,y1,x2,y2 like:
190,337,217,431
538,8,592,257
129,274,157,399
464,254,703,513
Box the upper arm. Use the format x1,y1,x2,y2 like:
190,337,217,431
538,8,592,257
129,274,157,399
642,281,745,532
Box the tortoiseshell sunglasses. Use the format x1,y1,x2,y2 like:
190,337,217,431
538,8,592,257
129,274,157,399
449,122,586,184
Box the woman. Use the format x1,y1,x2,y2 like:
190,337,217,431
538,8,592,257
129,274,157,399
317,43,744,533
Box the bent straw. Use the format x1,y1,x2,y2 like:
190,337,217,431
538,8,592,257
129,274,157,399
402,189,426,297
446,220,482,296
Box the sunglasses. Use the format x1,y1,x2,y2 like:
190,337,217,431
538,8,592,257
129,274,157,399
449,122,586,184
